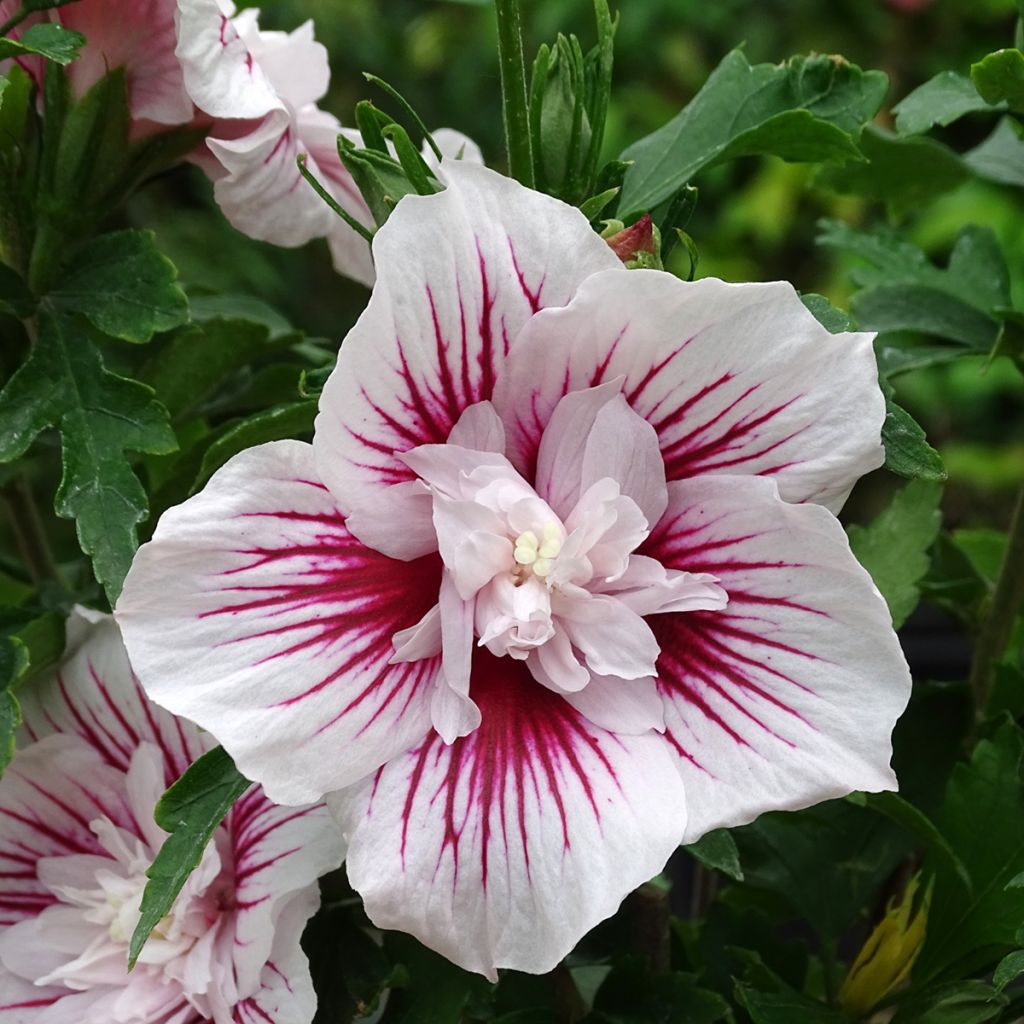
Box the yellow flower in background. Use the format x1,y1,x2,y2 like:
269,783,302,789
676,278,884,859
840,875,930,1020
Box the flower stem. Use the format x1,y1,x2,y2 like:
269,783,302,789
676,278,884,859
968,485,1024,720
2,476,60,588
494,0,536,188
0,6,29,38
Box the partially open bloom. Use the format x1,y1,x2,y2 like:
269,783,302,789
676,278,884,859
0,609,344,1022
118,163,911,978
173,0,480,287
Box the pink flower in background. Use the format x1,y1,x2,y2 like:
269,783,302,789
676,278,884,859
173,0,481,287
58,0,193,126
117,162,912,978
0,610,344,1022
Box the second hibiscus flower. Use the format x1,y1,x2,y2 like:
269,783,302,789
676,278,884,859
116,162,911,978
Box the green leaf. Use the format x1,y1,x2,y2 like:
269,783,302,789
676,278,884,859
0,22,84,65
971,48,1024,112
734,800,909,943
0,635,27,777
592,958,730,1024
129,746,250,968
818,220,1011,351
620,50,887,214
893,71,1000,135
382,932,491,1024
890,981,1007,1023
735,985,845,1023
0,311,177,602
964,117,1024,188
881,385,947,482
817,126,968,215
847,479,942,628
140,317,285,420
916,722,1024,982
194,400,317,490
49,230,189,343
0,263,35,318
801,292,857,333
994,950,1024,992
851,791,971,895
684,829,743,881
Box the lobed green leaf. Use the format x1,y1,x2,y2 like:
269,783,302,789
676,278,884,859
0,311,177,602
49,230,189,343
619,50,886,214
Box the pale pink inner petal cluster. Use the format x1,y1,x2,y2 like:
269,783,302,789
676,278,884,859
0,611,344,1023
118,162,913,980
369,394,727,742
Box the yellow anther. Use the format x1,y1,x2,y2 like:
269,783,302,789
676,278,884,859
514,530,539,566
538,522,563,559
533,557,553,578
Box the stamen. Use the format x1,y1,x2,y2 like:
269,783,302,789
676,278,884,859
514,530,539,566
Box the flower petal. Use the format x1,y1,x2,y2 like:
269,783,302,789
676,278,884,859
645,475,911,842
447,400,507,453
343,480,437,561
232,891,319,1024
117,440,443,805
495,270,884,512
228,792,343,997
0,735,135,928
555,593,660,681
313,162,621,511
431,572,481,743
562,674,666,735
422,128,486,179
302,118,377,288
581,394,667,527
534,378,623,518
597,555,728,617
17,609,206,784
332,652,687,979
207,109,334,248
239,18,329,111
175,0,281,120
62,0,192,125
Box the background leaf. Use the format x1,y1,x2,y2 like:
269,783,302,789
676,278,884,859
49,230,189,343
971,48,1024,112
893,71,1000,135
818,220,1012,351
847,479,943,628
619,50,886,214
0,311,177,602
0,22,84,65
916,722,1024,983
683,830,744,881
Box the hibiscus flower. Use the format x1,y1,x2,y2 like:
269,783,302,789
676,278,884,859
117,162,912,978
174,0,480,287
0,609,344,1022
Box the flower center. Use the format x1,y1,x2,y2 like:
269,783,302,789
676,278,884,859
512,523,563,582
